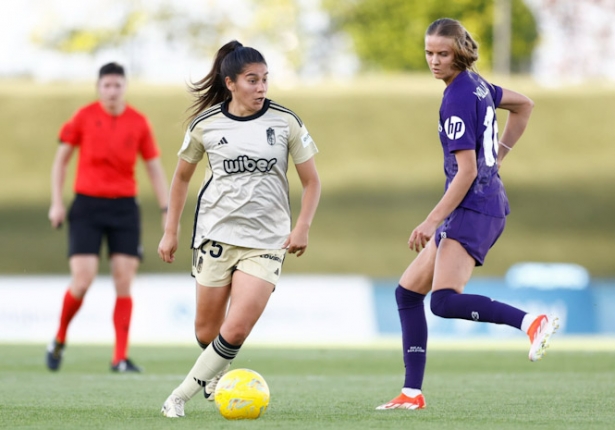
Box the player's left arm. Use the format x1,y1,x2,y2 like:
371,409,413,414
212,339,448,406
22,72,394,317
283,157,321,257
496,88,535,166
144,157,170,228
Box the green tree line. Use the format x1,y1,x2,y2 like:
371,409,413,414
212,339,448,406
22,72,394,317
32,0,537,77
323,0,538,72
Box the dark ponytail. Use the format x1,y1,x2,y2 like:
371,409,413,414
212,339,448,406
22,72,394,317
187,40,267,122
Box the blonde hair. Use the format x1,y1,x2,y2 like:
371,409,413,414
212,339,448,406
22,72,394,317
426,18,479,72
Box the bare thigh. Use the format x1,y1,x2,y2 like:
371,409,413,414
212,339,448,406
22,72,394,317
219,270,275,346
432,239,475,293
399,239,437,295
195,283,231,345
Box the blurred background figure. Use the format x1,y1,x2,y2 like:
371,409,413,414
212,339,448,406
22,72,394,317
46,62,169,372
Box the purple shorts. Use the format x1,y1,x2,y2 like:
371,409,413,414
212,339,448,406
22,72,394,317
435,207,506,266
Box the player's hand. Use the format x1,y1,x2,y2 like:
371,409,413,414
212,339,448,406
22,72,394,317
408,219,438,253
283,224,309,257
158,232,178,263
48,203,66,229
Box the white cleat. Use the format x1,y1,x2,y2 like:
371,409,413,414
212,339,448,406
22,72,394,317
527,314,559,362
161,394,185,418
203,363,231,401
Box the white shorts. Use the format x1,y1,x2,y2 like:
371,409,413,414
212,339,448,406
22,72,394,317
191,240,286,287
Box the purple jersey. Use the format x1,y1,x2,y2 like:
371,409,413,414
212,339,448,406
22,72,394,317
438,71,510,217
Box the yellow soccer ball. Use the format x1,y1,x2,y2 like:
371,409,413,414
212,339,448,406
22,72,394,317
214,368,270,420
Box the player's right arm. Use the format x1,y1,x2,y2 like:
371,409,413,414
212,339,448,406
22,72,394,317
158,159,198,263
408,149,477,252
49,143,75,229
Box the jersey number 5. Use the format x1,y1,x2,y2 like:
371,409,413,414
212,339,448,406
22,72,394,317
200,240,224,259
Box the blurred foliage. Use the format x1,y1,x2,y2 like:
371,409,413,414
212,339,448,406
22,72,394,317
32,10,146,54
322,0,537,72
154,0,305,68
151,0,237,57
31,0,329,78
0,77,614,277
509,0,538,72
28,0,538,79
150,0,330,74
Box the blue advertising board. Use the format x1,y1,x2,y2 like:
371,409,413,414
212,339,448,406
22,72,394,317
373,278,614,337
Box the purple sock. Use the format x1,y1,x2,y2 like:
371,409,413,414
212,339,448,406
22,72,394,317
430,289,525,329
396,286,427,390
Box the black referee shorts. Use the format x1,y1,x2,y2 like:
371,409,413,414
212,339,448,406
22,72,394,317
68,194,142,259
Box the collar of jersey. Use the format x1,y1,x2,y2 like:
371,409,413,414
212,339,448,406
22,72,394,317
221,99,270,122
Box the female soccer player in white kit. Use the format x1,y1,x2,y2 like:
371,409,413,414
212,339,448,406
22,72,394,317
159,40,321,417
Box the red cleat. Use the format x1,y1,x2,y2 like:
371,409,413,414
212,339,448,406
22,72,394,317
376,392,426,410
527,314,559,362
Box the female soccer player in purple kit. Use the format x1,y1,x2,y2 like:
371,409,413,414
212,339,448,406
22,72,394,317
377,18,559,410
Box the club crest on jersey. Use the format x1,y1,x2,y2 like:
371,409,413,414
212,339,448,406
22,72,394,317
444,116,465,140
197,256,203,273
266,127,276,145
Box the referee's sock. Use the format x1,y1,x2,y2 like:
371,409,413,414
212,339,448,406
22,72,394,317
56,289,83,343
113,296,133,364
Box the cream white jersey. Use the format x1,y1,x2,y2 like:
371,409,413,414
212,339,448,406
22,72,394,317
179,99,318,249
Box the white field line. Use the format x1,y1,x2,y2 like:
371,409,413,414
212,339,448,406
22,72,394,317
3,336,614,351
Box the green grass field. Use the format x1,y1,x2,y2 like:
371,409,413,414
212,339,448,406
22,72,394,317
1,343,614,429
1,76,614,277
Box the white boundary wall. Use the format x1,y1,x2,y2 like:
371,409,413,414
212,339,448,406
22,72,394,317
0,274,377,345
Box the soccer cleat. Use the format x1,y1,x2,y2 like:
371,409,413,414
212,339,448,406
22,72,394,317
203,363,231,401
161,394,185,418
376,392,426,410
527,314,559,362
46,339,65,371
111,358,143,373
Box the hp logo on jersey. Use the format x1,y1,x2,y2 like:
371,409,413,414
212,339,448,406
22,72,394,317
444,116,466,140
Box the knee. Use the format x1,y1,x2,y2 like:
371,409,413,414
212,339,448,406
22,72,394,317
194,323,217,347
195,334,209,350
430,289,457,318
112,274,133,296
69,279,93,298
220,323,250,346
395,285,426,309
224,330,249,346
111,258,138,293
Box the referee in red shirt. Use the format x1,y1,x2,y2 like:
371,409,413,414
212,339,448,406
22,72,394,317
46,62,169,372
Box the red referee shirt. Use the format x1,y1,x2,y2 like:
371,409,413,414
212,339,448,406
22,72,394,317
59,101,159,198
